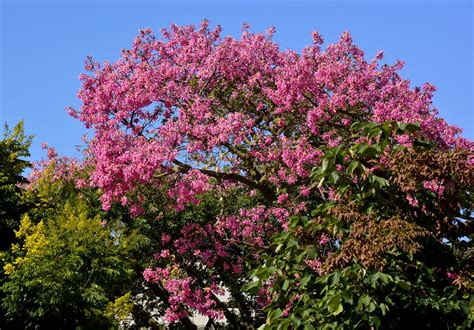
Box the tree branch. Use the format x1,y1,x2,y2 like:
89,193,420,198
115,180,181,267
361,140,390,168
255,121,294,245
172,159,276,202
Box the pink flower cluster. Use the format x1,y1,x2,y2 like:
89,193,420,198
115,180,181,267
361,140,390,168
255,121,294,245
71,21,471,214
423,179,445,197
143,267,224,323
27,144,83,188
140,201,302,322
305,258,323,275
168,169,211,211
406,195,419,207
164,277,224,322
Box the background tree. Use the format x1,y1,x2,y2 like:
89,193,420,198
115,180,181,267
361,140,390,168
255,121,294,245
1,153,164,328
0,121,32,251
0,121,33,327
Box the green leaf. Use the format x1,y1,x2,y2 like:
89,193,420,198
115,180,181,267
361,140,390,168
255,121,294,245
397,280,411,291
358,143,369,155
414,138,432,149
348,161,360,175
341,291,353,305
382,273,393,283
300,216,309,227
267,308,283,322
290,316,302,327
358,295,372,308
242,280,260,294
398,122,420,133
368,127,382,140
317,177,325,188
379,303,389,316
286,236,298,249
275,243,284,253
361,145,381,157
371,175,389,188
327,293,343,315
371,315,381,329
282,279,290,291
350,122,364,131
321,159,330,174
306,245,318,259
368,302,376,312
300,274,312,287
331,271,341,285
296,250,307,263
328,171,340,184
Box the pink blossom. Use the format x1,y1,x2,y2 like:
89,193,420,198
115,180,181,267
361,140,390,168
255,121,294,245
305,258,323,275
161,234,171,244
277,193,289,204
160,249,170,259
319,236,329,245
406,195,419,207
300,185,311,197
423,180,445,197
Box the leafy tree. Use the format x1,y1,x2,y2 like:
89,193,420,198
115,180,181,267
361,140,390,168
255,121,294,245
0,121,32,251
245,122,473,328
0,121,33,326
1,163,147,329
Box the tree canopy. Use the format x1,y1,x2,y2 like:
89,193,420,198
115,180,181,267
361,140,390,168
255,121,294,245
0,121,32,250
1,22,472,328
68,21,472,327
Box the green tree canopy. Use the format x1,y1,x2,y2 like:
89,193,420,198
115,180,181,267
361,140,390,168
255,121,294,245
0,121,32,251
1,165,147,329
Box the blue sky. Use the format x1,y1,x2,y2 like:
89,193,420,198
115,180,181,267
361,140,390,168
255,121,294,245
1,0,472,162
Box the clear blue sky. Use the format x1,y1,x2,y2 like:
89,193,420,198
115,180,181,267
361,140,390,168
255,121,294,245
1,0,472,162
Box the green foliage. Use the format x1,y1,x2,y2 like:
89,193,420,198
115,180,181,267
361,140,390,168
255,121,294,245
1,192,145,328
105,292,134,326
0,121,33,326
245,121,473,329
0,121,33,250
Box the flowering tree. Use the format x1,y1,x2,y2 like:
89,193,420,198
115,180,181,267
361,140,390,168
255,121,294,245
247,122,473,328
70,21,473,327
